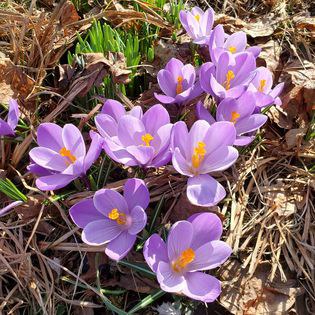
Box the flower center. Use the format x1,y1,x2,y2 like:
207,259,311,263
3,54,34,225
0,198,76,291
230,111,240,123
224,70,235,90
108,208,127,225
59,147,76,164
228,46,237,53
191,141,206,169
258,79,266,92
172,248,195,273
141,133,154,146
195,14,200,22
176,76,183,94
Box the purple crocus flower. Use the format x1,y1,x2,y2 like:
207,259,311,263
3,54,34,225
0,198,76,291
28,123,103,191
70,178,149,260
171,120,238,206
95,100,173,168
200,52,256,100
247,66,284,109
179,7,214,45
208,25,261,64
197,92,268,146
143,213,232,302
0,99,19,136
154,58,202,105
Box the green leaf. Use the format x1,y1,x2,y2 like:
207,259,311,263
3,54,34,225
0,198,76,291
118,260,156,277
0,179,27,202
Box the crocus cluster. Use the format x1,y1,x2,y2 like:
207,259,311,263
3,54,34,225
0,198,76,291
24,5,285,305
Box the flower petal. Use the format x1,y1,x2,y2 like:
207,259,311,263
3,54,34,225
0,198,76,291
156,261,186,293
187,174,226,207
235,114,267,135
117,115,145,147
69,199,104,228
144,234,168,273
93,189,129,216
172,147,192,176
128,206,147,235
36,174,76,191
196,101,216,124
95,113,118,138
183,272,221,303
101,99,126,121
142,104,170,135
62,124,86,158
37,123,63,152
123,178,150,210
84,131,103,173
105,231,136,261
167,221,193,261
157,69,176,97
126,145,154,166
7,99,19,130
82,219,122,245
0,120,14,136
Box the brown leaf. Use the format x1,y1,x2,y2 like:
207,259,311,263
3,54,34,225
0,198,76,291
257,39,282,73
59,0,80,28
285,128,307,149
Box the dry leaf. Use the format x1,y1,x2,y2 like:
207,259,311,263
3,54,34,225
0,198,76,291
60,0,80,28
285,128,307,149
257,40,282,73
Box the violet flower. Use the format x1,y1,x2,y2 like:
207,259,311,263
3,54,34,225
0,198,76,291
199,51,256,100
247,66,284,109
143,213,232,302
28,123,103,191
209,25,261,64
179,7,215,45
171,120,238,206
0,99,19,136
154,58,202,105
95,100,173,168
70,178,149,260
197,92,268,146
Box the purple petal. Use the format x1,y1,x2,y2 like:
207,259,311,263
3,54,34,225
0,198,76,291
62,124,86,158
200,146,239,173
151,123,172,155
234,135,254,146
105,231,136,261
36,174,76,191
246,46,261,58
165,58,184,79
37,123,63,152
224,31,247,54
235,114,267,135
123,178,150,210
157,69,176,97
0,120,14,136
269,82,284,99
189,213,223,248
129,106,143,119
187,240,232,271
29,147,68,172
82,219,122,245
95,113,118,138
171,121,189,157
196,101,216,124
144,234,168,273
84,131,103,172
200,7,214,34
126,145,154,166
187,174,226,207
157,261,186,293
69,199,104,228
172,147,192,176
225,85,246,99
181,64,196,88
7,99,19,130
199,62,216,94
27,163,52,176
209,74,226,98
167,221,193,261
154,93,176,104
142,104,170,135
117,115,145,147
93,189,129,216
101,99,126,121
128,206,147,235
183,272,221,302
188,120,211,157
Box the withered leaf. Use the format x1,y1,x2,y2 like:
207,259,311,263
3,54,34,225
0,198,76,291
59,0,80,28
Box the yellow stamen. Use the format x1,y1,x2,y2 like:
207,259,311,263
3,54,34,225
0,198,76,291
230,111,240,124
258,79,266,92
228,46,237,53
172,248,195,273
195,14,200,22
224,70,235,90
59,147,76,164
191,141,206,169
141,133,154,146
176,76,183,94
108,208,127,225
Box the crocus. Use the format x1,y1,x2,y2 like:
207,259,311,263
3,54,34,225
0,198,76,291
179,7,215,45
143,213,232,302
0,99,19,136
199,51,256,100
70,178,149,260
95,100,173,168
154,58,202,105
247,66,284,109
28,123,103,191
171,120,238,206
208,25,261,64
196,92,268,146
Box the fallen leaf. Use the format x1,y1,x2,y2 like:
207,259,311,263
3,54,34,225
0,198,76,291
257,39,282,73
60,0,80,28
285,128,307,149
